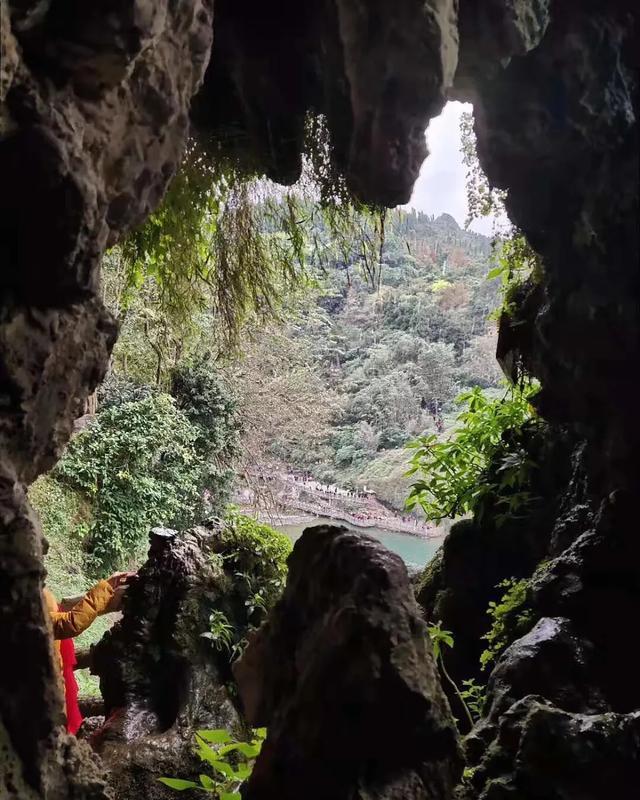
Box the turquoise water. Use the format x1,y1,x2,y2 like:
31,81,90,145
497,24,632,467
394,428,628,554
277,517,443,569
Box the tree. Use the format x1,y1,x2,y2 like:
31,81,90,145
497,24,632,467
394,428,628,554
55,388,238,575
171,359,241,516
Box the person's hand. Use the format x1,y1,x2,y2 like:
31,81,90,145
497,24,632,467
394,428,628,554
106,571,135,590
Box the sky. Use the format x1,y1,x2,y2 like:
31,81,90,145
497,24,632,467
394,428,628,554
404,101,497,236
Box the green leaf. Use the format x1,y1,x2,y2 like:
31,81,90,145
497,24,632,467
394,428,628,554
199,774,217,790
195,729,234,745
210,760,236,779
158,778,201,790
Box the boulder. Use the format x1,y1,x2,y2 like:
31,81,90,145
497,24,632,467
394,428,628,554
460,698,640,800
235,524,464,800
90,528,243,800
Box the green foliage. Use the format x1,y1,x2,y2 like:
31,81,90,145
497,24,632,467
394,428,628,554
170,360,240,515
119,141,309,351
480,578,534,670
30,474,112,695
98,374,158,410
197,513,292,670
55,394,215,575
426,622,476,731
427,620,455,662
159,727,266,797
460,111,508,228
216,511,292,619
201,610,235,654
460,679,486,723
487,233,542,321
406,383,538,522
30,475,92,598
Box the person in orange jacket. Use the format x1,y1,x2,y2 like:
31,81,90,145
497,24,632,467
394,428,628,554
43,572,132,732
43,573,131,668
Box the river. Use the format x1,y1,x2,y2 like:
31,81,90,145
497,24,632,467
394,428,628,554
276,516,444,570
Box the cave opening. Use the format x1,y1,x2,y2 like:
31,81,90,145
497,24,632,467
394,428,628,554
1,2,638,799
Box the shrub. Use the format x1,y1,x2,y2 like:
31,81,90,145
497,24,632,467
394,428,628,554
199,513,292,672
171,360,240,516
29,474,92,600
55,394,209,575
214,511,292,618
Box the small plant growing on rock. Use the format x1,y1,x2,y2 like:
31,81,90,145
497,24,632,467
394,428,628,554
406,383,538,523
159,727,266,797
427,621,478,730
480,578,534,670
201,610,235,654
459,679,485,722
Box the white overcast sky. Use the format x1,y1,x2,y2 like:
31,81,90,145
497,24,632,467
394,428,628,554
404,101,496,236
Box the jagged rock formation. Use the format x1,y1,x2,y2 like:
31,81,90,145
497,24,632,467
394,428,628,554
192,0,459,205
234,525,463,800
418,2,639,796
0,1,213,797
88,527,244,800
0,0,638,797
415,425,577,700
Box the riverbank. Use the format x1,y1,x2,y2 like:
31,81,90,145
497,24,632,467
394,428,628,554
235,469,443,539
237,504,443,541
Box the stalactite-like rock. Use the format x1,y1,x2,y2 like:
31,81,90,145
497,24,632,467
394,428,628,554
192,0,459,205
234,525,463,800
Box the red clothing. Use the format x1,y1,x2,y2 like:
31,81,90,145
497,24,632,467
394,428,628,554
59,623,83,735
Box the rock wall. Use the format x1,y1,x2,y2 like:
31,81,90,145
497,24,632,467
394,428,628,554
89,527,244,800
0,1,213,796
234,525,463,800
418,2,640,796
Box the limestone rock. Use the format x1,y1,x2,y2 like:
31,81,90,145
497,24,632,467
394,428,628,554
460,698,640,800
193,0,459,205
90,528,243,800
0,0,214,794
235,525,463,800
415,425,578,696
455,0,551,91
482,617,608,724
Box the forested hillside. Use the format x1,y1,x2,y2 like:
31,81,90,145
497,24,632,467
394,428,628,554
254,210,503,509
31,180,505,680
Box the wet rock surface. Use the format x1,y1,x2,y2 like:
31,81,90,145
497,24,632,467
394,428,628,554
235,524,463,800
89,527,244,800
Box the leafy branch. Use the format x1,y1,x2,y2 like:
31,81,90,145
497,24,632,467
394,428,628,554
406,383,538,523
159,727,266,798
